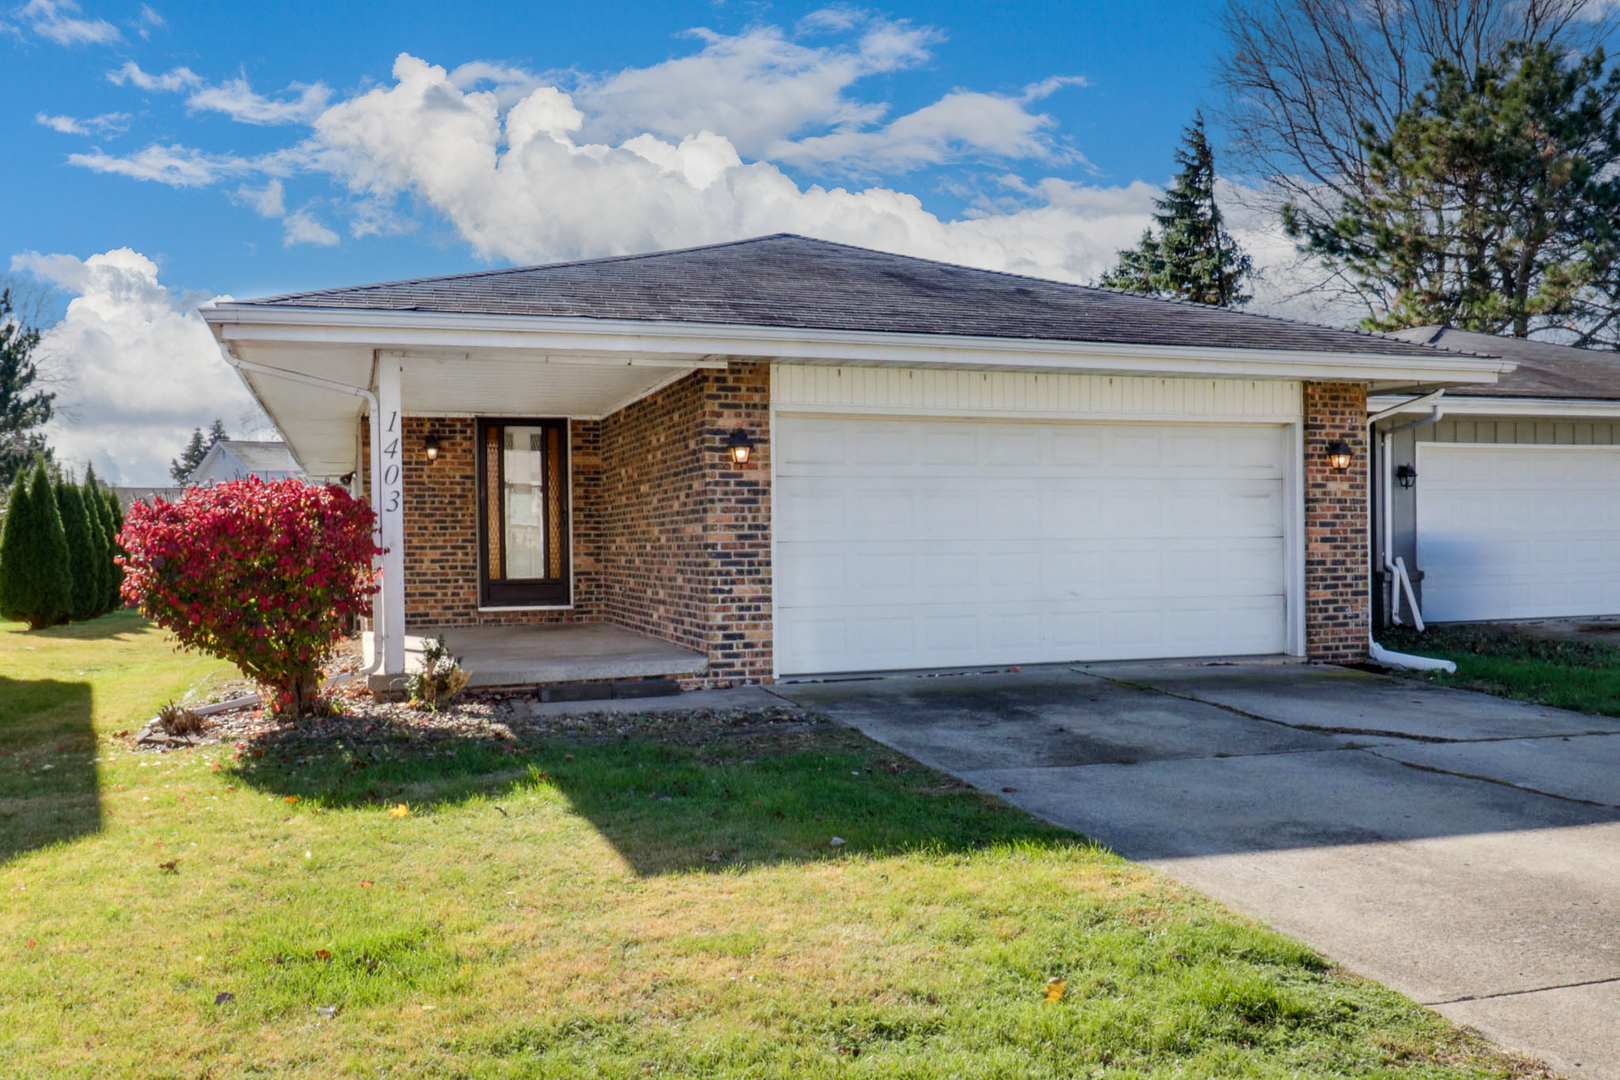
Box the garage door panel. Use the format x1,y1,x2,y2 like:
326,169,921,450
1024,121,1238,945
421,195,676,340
776,416,1292,674
1419,444,1620,621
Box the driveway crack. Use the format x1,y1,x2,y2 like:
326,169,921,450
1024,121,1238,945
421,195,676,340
1425,974,1620,1006
1075,670,1466,743
1367,750,1620,810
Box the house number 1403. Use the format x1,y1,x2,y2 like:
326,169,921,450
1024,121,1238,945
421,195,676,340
383,410,403,512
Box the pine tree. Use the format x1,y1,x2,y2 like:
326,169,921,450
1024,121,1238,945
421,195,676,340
169,419,229,485
0,456,72,629
1285,42,1620,343
79,470,111,618
0,289,55,487
83,464,119,613
1100,115,1253,307
103,487,125,609
55,478,99,622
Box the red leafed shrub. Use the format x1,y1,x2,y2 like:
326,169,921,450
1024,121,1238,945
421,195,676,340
118,478,381,716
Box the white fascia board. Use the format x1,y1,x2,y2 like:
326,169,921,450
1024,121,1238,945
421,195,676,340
1370,394,1620,418
203,304,1513,385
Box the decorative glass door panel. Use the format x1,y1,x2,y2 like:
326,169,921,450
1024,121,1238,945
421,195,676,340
478,419,569,606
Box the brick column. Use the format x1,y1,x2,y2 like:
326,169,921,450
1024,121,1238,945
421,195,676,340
1303,382,1369,663
699,362,773,685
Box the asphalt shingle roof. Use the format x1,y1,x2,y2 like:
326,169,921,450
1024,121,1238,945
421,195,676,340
219,440,300,473
244,234,1486,361
1384,327,1620,400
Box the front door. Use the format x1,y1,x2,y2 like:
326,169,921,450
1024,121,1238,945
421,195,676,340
478,419,570,606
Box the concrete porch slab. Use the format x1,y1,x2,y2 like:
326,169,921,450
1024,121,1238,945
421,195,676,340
364,623,707,688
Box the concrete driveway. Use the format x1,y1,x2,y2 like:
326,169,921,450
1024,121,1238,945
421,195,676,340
774,662,1620,1078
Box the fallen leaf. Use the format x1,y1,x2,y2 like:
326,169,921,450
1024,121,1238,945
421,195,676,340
829,837,846,847
158,860,178,873
225,785,236,792
1044,976,1066,1003
493,806,508,817
214,992,235,1005
315,949,332,962
388,804,410,818
284,796,298,805
359,880,373,888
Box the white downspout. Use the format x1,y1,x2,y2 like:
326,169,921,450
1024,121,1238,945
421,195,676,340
220,350,387,679
1367,391,1456,673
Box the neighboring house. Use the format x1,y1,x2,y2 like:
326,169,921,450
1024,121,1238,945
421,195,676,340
188,439,305,486
200,234,1512,687
1374,327,1620,626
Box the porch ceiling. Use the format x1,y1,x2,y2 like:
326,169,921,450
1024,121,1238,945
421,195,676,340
221,338,722,479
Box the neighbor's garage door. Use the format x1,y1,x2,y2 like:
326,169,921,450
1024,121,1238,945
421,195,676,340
1418,443,1620,622
774,415,1292,675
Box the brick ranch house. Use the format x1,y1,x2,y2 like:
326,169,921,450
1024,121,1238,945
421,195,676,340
200,235,1512,690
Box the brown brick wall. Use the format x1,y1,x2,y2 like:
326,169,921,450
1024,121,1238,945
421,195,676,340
697,362,772,685
1303,381,1369,663
365,416,604,629
596,372,710,653
594,361,773,686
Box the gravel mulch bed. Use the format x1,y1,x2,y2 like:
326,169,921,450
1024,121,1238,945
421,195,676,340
135,675,818,754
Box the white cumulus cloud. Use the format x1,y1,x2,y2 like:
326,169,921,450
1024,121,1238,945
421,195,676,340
36,110,129,135
10,248,268,485
283,205,339,246
300,54,1148,282
186,77,332,125
67,143,256,187
13,0,119,44
106,60,200,91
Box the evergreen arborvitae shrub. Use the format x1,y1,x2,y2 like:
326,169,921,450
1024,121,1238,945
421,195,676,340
0,468,30,624
104,488,125,609
0,457,73,629
56,480,100,621
83,465,119,613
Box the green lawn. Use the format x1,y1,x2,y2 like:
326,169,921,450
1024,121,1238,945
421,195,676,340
1381,623,1620,717
1,615,1549,1078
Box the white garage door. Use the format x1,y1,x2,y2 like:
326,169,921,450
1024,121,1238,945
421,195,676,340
774,415,1292,675
1418,443,1620,622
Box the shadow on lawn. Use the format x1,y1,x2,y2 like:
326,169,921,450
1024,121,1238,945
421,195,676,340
0,675,101,864
27,608,145,643
225,712,1086,876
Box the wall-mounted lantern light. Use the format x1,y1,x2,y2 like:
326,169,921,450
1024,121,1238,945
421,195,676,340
726,427,756,465
1395,463,1418,489
1325,439,1353,472
424,433,442,463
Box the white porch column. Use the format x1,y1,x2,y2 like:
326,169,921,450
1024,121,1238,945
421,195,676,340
376,354,407,675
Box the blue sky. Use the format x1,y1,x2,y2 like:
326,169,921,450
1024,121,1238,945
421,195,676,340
2,0,1233,482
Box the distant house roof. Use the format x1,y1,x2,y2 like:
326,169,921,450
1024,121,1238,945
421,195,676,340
241,234,1488,362
1384,327,1620,400
190,440,303,485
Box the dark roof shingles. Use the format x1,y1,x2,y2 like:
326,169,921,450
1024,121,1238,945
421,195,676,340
245,234,1479,360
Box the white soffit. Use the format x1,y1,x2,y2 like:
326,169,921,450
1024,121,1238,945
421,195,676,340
222,339,715,477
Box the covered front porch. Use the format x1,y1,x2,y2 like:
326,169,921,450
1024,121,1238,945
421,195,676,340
203,301,775,691
363,622,708,690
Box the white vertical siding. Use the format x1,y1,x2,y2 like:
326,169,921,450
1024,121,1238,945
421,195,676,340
771,364,1302,422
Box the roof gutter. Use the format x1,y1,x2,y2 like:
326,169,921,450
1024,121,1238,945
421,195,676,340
201,304,1517,386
